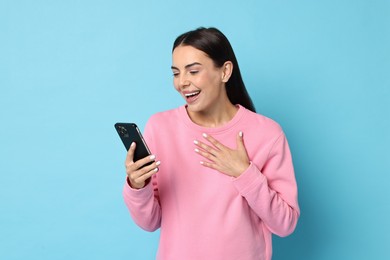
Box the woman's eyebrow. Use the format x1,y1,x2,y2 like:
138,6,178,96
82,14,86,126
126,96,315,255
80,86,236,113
171,62,202,70
185,62,202,69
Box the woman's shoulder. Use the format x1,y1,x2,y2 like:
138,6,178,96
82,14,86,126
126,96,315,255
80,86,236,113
242,107,284,136
147,106,183,125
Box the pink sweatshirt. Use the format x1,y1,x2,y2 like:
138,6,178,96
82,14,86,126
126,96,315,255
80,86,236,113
123,105,300,260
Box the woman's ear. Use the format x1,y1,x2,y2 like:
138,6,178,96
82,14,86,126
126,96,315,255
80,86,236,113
221,61,233,83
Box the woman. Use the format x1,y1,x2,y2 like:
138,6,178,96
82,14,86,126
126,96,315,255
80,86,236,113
123,27,300,260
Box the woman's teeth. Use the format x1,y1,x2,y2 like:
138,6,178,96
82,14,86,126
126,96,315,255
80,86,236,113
185,91,200,98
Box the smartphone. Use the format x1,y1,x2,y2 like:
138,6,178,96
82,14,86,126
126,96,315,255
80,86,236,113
114,123,152,164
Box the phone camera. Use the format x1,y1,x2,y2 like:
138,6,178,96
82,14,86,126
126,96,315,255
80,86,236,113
117,126,129,137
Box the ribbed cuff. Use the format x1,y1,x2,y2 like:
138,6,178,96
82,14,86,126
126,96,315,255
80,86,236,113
123,177,153,199
233,162,267,196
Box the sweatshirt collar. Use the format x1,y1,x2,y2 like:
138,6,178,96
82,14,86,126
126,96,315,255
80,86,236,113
179,104,246,134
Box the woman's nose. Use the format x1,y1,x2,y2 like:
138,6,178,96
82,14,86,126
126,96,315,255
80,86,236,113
179,74,190,89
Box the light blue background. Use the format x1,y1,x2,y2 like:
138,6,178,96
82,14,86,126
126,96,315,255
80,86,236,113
1,0,389,259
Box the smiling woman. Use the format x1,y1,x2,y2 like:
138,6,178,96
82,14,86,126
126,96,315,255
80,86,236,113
173,27,256,113
122,27,300,260
171,45,236,126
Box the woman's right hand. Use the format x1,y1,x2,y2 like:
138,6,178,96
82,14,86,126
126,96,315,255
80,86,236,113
125,142,160,189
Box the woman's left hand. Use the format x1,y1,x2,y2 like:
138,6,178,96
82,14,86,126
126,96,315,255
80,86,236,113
194,132,250,178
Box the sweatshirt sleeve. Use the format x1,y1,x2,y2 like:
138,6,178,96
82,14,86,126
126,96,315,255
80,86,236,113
122,177,161,232
233,132,300,237
122,119,162,232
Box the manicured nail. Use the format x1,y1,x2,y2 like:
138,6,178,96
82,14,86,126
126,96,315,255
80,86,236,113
150,155,156,160
239,131,243,137
202,133,208,138
200,161,204,165
194,140,199,145
195,148,199,153
156,161,161,166
131,142,135,147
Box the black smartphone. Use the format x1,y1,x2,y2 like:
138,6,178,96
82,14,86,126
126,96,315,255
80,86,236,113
114,123,152,163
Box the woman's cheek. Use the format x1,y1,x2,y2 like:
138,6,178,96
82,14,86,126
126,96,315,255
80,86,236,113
173,79,180,92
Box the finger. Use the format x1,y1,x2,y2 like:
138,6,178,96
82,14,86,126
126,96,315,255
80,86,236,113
200,160,217,170
130,167,159,189
125,142,136,165
194,139,214,153
195,147,216,162
131,160,160,178
194,141,219,158
133,154,156,170
141,166,159,180
135,167,158,184
202,133,223,150
128,161,160,183
125,154,156,177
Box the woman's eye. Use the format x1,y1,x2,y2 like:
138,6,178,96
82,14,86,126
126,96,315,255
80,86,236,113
172,72,179,77
190,71,198,75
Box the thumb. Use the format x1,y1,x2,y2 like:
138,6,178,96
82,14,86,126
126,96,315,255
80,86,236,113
236,131,246,150
125,142,136,164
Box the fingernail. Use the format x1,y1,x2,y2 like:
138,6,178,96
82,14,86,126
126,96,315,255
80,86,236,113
194,140,199,145
239,131,243,137
195,148,199,153
150,155,156,160
156,161,161,166
202,133,208,138
154,168,158,172
131,142,135,147
200,161,204,165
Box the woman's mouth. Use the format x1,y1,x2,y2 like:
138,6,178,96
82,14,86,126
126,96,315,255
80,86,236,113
184,90,201,103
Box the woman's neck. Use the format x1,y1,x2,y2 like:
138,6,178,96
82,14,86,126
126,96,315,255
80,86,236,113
187,102,238,128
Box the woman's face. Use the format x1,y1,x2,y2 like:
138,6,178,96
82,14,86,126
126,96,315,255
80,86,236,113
171,45,230,114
